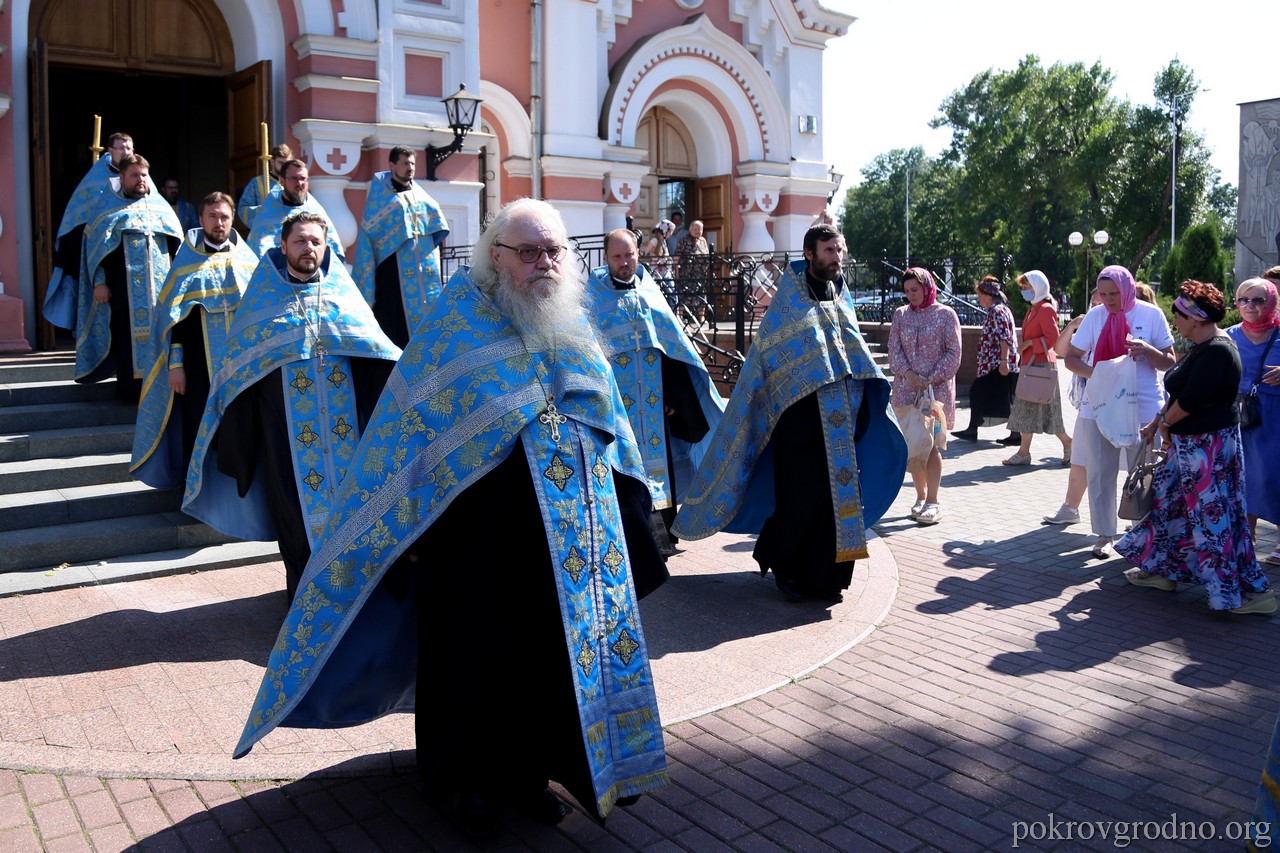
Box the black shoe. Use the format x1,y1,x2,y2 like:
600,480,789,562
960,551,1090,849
452,792,499,840
775,578,804,603
951,430,978,441
998,434,1022,445
514,788,570,826
616,795,641,808
811,588,845,604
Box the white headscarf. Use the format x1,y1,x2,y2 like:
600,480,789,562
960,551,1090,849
1022,270,1052,304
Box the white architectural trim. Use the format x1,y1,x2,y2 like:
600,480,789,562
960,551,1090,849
293,34,379,62
297,0,336,37
478,80,532,193
337,0,380,40
293,74,381,94
603,15,790,165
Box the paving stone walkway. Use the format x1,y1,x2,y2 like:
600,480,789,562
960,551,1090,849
0,390,1276,851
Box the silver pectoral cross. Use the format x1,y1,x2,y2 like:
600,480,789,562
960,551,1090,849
539,400,568,442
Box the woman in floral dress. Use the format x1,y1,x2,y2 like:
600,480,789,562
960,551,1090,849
952,275,1017,442
889,267,961,525
1117,280,1275,615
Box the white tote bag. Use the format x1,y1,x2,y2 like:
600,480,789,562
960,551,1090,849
1086,356,1141,448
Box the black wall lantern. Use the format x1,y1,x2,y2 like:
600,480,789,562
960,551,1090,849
425,84,484,181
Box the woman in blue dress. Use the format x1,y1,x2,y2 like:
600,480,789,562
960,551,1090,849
1225,276,1280,566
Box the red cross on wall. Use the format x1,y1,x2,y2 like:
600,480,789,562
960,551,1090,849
761,193,774,208
326,148,348,171
739,193,750,210
617,182,633,200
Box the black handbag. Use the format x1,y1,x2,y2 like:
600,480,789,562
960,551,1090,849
1238,329,1277,431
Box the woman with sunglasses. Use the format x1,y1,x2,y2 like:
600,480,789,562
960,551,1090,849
1116,280,1274,615
1225,277,1280,566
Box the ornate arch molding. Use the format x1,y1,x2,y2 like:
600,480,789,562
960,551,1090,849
296,0,378,39
478,81,531,161
600,14,790,165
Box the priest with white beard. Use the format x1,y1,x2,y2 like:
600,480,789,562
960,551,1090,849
232,198,669,839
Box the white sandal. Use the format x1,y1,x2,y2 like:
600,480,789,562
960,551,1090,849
916,503,942,524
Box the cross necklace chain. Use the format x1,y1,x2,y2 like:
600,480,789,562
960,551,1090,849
292,280,327,366
529,341,567,443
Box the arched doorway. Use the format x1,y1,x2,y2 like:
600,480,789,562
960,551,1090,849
28,0,266,347
635,106,730,253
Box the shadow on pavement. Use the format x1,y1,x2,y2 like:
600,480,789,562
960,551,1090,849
0,592,283,682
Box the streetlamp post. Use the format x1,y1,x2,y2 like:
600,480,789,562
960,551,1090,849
1068,229,1109,313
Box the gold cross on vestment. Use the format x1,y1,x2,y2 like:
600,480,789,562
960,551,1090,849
539,400,568,442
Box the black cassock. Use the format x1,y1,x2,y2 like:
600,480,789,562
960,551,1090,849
401,438,667,814
215,358,393,598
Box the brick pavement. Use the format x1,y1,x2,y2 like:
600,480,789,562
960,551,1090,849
1,390,1277,850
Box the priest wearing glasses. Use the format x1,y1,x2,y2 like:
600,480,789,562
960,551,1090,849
231,198,669,839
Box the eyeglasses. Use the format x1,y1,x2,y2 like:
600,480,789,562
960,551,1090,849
496,243,566,263
1236,297,1268,307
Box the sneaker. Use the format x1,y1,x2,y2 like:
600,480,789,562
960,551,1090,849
1123,568,1176,591
1042,504,1080,525
1262,547,1280,567
916,503,942,524
1230,590,1278,616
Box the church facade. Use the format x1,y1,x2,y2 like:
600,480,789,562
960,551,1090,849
0,0,852,350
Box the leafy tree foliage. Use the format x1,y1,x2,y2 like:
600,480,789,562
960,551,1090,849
839,56,1222,314
1160,221,1229,295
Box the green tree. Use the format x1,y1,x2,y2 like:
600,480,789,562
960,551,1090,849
1159,220,1229,294
839,147,963,262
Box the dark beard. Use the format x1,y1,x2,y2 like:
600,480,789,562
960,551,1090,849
122,187,148,200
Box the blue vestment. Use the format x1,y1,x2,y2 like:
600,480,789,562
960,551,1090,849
74,191,185,385
236,174,279,229
43,155,115,330
672,260,906,561
232,266,669,818
586,264,724,507
182,248,399,545
350,172,449,342
169,198,199,235
130,230,258,488
245,193,344,259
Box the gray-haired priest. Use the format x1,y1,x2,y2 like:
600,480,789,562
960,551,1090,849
231,198,669,841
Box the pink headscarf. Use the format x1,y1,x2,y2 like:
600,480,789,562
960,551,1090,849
1095,265,1137,363
1237,277,1280,335
906,267,937,311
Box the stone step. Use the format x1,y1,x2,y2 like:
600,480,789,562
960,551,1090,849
0,400,137,435
0,452,131,496
0,511,243,573
0,540,282,597
0,377,117,407
0,480,180,532
0,358,76,385
0,422,136,463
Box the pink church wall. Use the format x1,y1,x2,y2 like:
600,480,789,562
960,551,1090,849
0,10,18,311
479,0,532,105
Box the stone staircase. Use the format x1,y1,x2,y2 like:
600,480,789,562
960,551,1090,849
0,351,278,589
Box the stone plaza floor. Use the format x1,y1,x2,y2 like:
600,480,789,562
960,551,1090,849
0,397,1276,851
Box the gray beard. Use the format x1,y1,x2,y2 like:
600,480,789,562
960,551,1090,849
493,266,595,354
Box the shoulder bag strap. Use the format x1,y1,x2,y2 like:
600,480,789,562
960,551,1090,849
1250,328,1279,394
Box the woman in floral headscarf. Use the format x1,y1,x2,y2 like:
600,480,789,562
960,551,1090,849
1226,277,1280,565
1003,270,1072,467
1065,265,1175,559
889,267,961,524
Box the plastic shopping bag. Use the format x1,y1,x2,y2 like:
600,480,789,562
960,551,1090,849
1086,355,1141,448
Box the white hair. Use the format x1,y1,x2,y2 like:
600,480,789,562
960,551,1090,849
471,198,571,295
